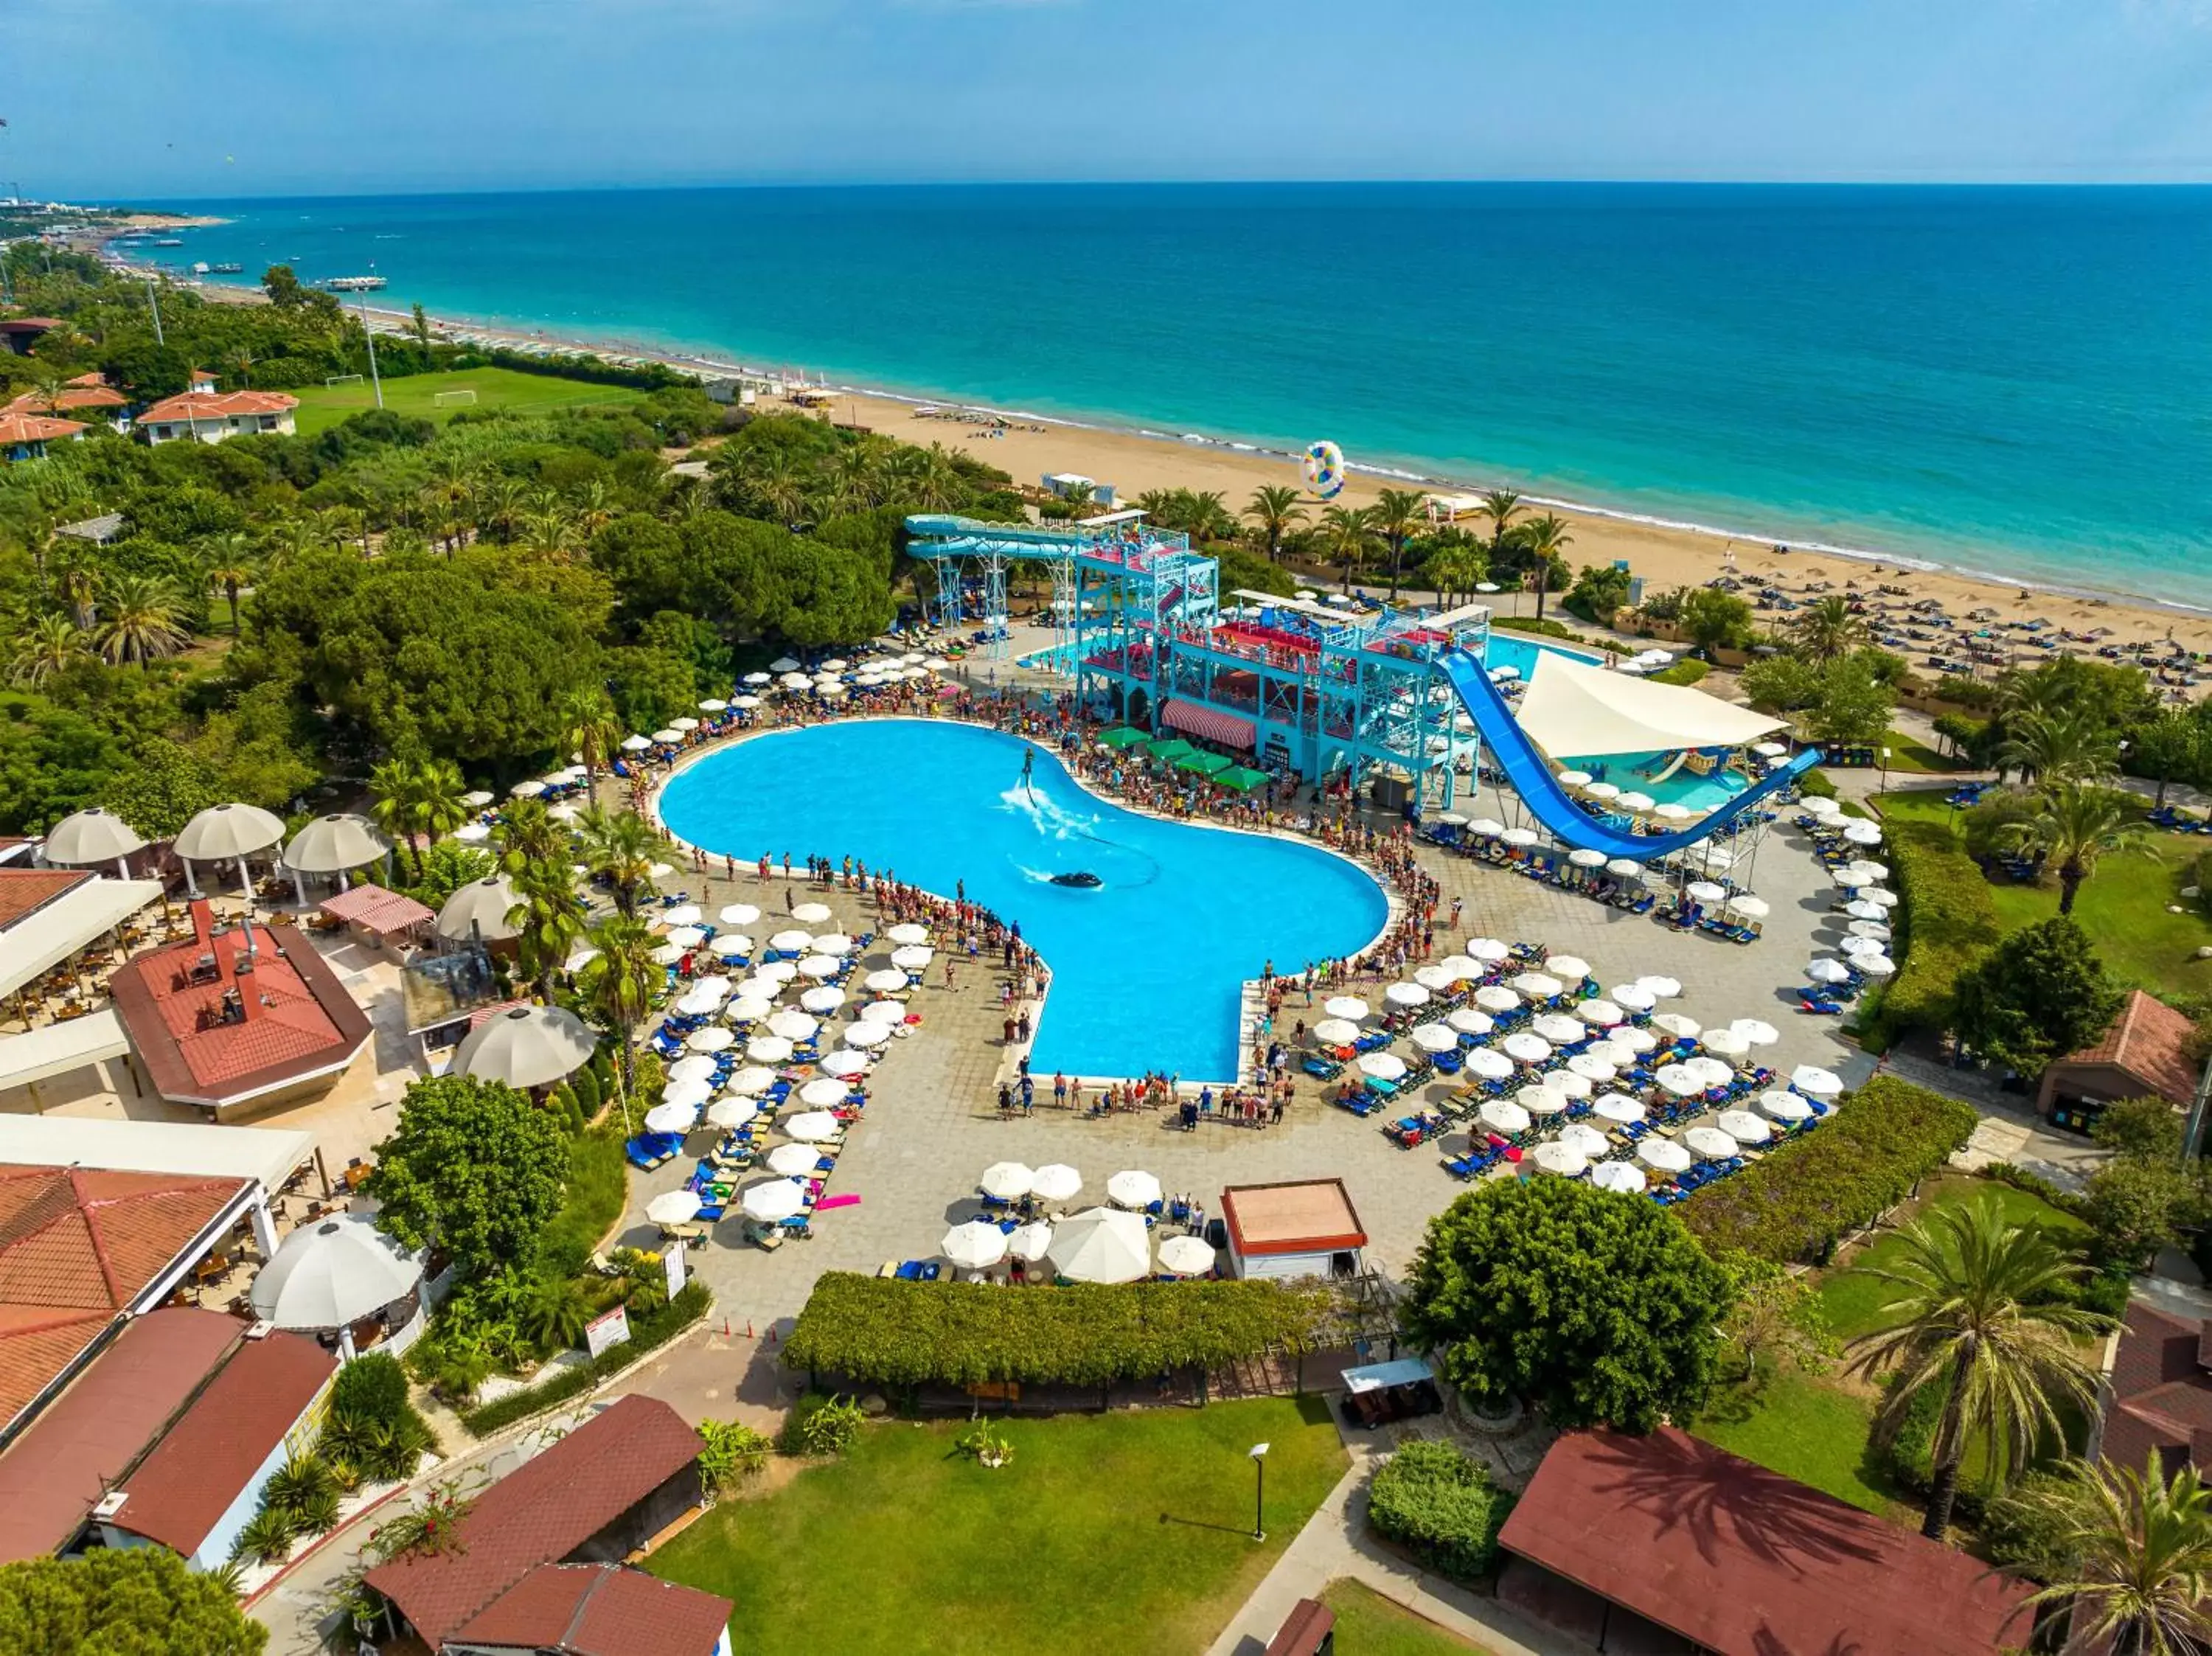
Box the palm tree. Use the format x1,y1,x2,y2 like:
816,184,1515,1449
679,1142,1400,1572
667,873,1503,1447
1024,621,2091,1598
1843,1194,2110,1540
506,857,588,1001
1427,543,1487,608
199,531,256,635
476,477,529,545
576,805,661,915
572,481,618,541
411,757,470,849
7,613,88,686
1999,781,2153,914
52,560,97,632
1517,513,1574,622
1998,708,2121,787
521,504,578,560
1791,595,1870,662
1321,504,1377,596
1478,489,1524,563
576,914,661,1119
1371,487,1428,602
226,346,256,389
94,573,189,666
1244,485,1307,565
891,444,964,513
557,687,622,784
2017,1454,2212,1656
496,796,569,874
368,757,426,883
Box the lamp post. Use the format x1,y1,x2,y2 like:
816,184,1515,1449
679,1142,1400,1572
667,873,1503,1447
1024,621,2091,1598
1249,1441,1270,1542
1879,745,1891,798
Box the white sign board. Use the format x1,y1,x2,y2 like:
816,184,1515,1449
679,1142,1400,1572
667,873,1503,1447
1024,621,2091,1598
663,1243,688,1302
584,1304,631,1360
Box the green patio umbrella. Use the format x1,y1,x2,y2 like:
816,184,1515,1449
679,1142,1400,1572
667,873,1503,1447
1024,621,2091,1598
1096,726,1148,750
1176,751,1232,777
1217,765,1270,793
1143,737,1195,764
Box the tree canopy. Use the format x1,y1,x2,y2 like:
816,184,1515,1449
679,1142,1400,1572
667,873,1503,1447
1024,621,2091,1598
0,1548,265,1655
1401,1177,1736,1433
365,1074,568,1278
1950,916,2126,1076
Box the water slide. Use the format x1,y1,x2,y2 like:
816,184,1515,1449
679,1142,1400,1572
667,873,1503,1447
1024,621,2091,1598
1436,650,1822,859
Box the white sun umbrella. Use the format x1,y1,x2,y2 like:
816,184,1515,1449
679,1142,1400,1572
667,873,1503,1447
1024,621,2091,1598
800,985,848,1015
566,945,601,975
1412,964,1458,992
1385,981,1430,1009
1434,954,1481,982
1638,975,1683,1000
844,1020,892,1048
1312,1018,1362,1046
1859,887,1899,910
1610,983,1657,1013
884,923,931,947
858,999,905,1025
1593,1092,1646,1125
1466,1048,1515,1080
1008,1221,1055,1262
1467,818,1507,838
1107,1169,1163,1210
1357,1052,1408,1082
668,1054,720,1085
778,672,812,691
1547,956,1592,984
692,976,734,1007
863,967,910,994
707,1096,759,1129
746,1033,793,1062
1617,791,1656,813
1614,1025,1661,1053
719,1064,773,1096
1557,770,1594,789
980,1161,1035,1200
1717,1109,1773,1145
647,1189,704,1228
249,1214,422,1332
942,1220,1009,1270
1324,996,1371,1021
620,734,653,753
768,931,814,956
1585,1037,1637,1068
453,1005,597,1088
1158,1234,1217,1276
1654,804,1694,824
1576,999,1624,1027
1585,782,1621,802
644,1099,699,1136
684,1026,733,1054
1728,894,1772,920
709,935,751,959
1514,1084,1563,1116
790,901,832,925
1806,957,1852,985
797,1077,847,1110
1509,973,1563,1000
1447,1007,1495,1037
1473,985,1521,1014
1700,1027,1751,1060
662,1076,716,1114
1846,919,1893,942
1731,1018,1781,1047
1048,1207,1152,1284
699,698,729,713
811,933,855,956
819,1049,869,1079
1543,1068,1593,1101
1500,827,1541,849
1840,933,1887,956
1605,857,1644,879
728,994,776,1023
507,778,546,799
675,987,726,1018
765,1141,824,1174
663,927,706,951
1649,1013,1702,1042
669,717,700,734
1467,938,1512,964
1636,1137,1693,1175
890,945,934,971
1530,1141,1589,1177
1531,1012,1585,1044
450,822,493,844
782,1109,841,1142
1684,880,1728,905
1567,847,1607,869
662,904,704,928
741,1178,805,1222
1843,820,1884,846
1655,1062,1705,1098
1856,953,1896,978
743,671,772,686
1030,1163,1083,1203
717,904,762,929
1565,1051,1617,1084
1802,794,1843,816
1791,1064,1845,1098
1410,1023,1461,1054
1758,1090,1815,1123
796,954,842,979
1501,1031,1553,1065
1558,1121,1610,1159
1686,1056,1736,1090
1590,1161,1648,1194
1684,1126,1739,1161
1843,860,1890,885
459,790,495,809
651,728,685,745
1479,1098,1531,1135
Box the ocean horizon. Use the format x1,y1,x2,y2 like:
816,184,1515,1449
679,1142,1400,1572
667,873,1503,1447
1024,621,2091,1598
125,182,2212,607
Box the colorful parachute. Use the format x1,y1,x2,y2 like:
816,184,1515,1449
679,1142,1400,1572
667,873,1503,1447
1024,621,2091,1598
1304,439,1346,499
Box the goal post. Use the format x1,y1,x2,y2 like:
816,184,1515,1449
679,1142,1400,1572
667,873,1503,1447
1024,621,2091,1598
324,373,364,388
431,388,478,408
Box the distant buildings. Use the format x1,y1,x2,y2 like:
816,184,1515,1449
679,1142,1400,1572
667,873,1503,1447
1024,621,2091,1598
138,369,297,445
0,318,63,356
2098,1299,2212,1478
0,409,86,462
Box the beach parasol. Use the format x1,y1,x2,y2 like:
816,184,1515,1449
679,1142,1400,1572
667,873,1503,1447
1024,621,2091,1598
724,1064,777,1096
1529,1141,1588,1177
667,1054,719,1085
1731,1018,1781,1046
1757,1090,1815,1123
1590,1161,1646,1194
1501,1031,1552,1065
1575,998,1624,1027
1716,1109,1773,1145
1543,1068,1593,1101
1107,1169,1163,1209
890,945,934,971
1650,1012,1702,1039
1565,1051,1616,1083
1605,856,1644,878
1500,827,1540,848
800,985,847,1015
1466,937,1512,963
455,1004,597,1088
767,1143,823,1177
843,1020,892,1048
1509,972,1563,1000
1031,1163,1083,1203
1637,975,1683,999
1413,964,1458,992
1568,847,1607,869
1324,996,1371,1021
1547,955,1592,983
709,935,751,959
819,1049,869,1079
1638,1137,1694,1174
858,999,905,1024
1009,1222,1055,1262
662,904,703,928
1558,1122,1610,1159
745,1033,793,1062
1684,1126,1739,1161
1480,1099,1531,1135
740,1179,805,1222
886,922,931,945
782,1110,841,1142
1357,1053,1408,1082
1593,1093,1645,1125
798,1076,847,1107
1047,1207,1152,1284
1610,983,1657,1012
942,1220,1009,1270
727,994,775,1023
864,967,910,993
1531,1012,1585,1044
1158,1235,1217,1276
1806,958,1851,984
1791,1064,1844,1097
706,1096,759,1129
1312,1018,1362,1046
769,929,813,953
1465,1048,1514,1080
1700,1027,1751,1060
1473,985,1521,1014
434,874,523,944
1447,1007,1494,1037
1433,954,1481,981
796,953,841,978
1385,981,1430,1009
1411,1023,1461,1053
249,1214,421,1332
980,1161,1035,1200
1655,1062,1704,1098
647,1189,704,1228
792,901,833,924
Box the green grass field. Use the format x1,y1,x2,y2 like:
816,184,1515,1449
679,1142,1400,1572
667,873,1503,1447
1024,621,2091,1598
1318,1581,1497,1654
289,366,647,436
648,1397,1347,1656
1877,787,2212,995
1880,728,1967,774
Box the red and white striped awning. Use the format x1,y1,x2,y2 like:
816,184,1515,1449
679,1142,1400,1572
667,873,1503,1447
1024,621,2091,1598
1163,700,1256,751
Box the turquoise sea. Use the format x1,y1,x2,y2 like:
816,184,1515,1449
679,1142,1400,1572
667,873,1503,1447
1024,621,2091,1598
133,184,2212,605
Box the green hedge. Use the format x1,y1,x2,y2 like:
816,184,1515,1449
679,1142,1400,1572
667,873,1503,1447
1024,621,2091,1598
461,1281,711,1436
782,1273,1332,1388
1870,816,2002,1043
1367,1440,1517,1584
1679,1076,1980,1264
1649,659,1710,686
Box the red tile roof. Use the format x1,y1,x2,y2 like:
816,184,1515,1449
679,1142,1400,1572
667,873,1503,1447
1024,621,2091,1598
453,1562,732,1656
0,319,62,333
113,1329,334,1556
2057,989,2199,1107
0,866,91,930
0,411,86,446
0,1307,242,1562
1498,1427,2032,1656
319,883,434,936
3,375,126,415
366,1395,705,1647
107,917,372,1106
2103,1299,2212,1475
138,388,298,426
0,1166,249,1425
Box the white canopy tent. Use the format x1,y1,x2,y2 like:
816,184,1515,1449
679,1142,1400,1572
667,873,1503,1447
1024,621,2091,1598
1514,651,1787,759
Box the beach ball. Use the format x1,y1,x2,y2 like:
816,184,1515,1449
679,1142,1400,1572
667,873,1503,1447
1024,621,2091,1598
1304,439,1346,499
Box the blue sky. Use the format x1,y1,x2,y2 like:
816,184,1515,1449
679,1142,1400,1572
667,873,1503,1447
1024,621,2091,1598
9,0,2212,198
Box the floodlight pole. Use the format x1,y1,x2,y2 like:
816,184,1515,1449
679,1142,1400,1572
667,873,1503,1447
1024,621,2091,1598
144,276,164,345
357,293,384,409
1249,1441,1270,1542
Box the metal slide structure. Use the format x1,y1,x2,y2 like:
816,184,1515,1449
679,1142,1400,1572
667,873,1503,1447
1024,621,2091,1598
1436,650,1822,858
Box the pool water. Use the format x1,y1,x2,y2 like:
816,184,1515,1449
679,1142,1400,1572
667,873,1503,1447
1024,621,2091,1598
657,720,1388,1081
1557,749,1752,815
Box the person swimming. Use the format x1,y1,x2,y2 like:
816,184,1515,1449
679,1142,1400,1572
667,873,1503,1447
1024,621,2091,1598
1048,871,1102,888
1020,745,1037,797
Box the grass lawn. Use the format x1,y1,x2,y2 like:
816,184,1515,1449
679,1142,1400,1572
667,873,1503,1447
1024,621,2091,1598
1877,787,2212,995
1881,728,1967,773
648,1396,1347,1656
1318,1581,1498,1654
537,1121,628,1266
290,366,646,436
1693,1175,2089,1523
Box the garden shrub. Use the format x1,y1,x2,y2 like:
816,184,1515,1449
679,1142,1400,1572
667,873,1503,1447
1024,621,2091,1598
1366,1441,1516,1584
330,1351,414,1433
460,1281,710,1436
784,1393,865,1457
1981,1469,2083,1583
1795,768,1837,800
1679,1076,1980,1264
1648,658,1709,686
1871,817,2002,1041
782,1274,1333,1390
697,1419,774,1495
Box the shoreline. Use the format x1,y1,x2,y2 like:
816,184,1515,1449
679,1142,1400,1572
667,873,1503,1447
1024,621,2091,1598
133,261,2212,654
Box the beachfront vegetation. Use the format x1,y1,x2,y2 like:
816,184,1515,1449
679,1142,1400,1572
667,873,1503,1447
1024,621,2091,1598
647,1397,1346,1656
1950,916,2126,1076
0,1548,265,1655
1402,1177,1733,1433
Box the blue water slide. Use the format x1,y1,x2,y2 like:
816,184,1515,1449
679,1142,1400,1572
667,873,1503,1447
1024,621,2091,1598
1436,649,1820,857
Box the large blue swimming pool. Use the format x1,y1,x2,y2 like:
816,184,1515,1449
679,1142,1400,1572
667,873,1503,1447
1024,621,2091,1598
657,720,1388,1081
